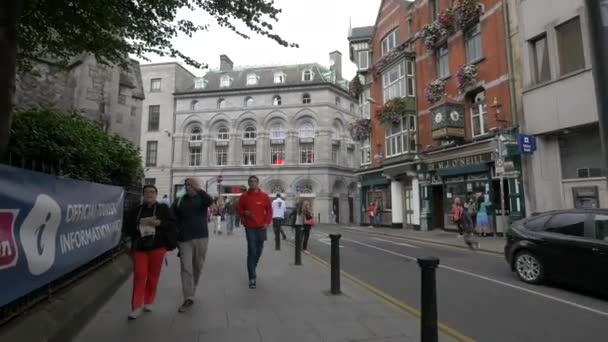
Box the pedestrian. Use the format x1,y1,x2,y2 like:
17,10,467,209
213,198,224,235
451,197,464,237
374,202,382,226
172,177,214,312
271,194,287,248
224,198,236,235
367,202,376,227
125,185,175,320
476,195,493,237
302,200,315,252
461,203,480,250
237,175,272,289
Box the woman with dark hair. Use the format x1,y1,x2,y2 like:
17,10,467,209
125,184,174,320
302,200,314,252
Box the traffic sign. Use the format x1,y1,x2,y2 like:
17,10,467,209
495,157,505,175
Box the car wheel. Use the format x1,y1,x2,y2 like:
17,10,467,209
514,251,545,284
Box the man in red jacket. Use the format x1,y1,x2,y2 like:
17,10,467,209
237,175,272,289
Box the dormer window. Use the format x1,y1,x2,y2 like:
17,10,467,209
302,93,311,104
381,29,398,56
274,72,286,84
273,95,282,106
303,70,312,81
217,98,226,109
220,75,231,87
194,77,206,89
245,97,254,107
190,100,198,111
247,73,258,86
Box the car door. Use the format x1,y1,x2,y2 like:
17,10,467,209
538,212,592,284
587,213,608,291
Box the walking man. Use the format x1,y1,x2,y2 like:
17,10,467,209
271,194,287,249
237,175,272,289
224,198,236,235
172,178,213,312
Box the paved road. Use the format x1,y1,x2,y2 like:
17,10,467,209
299,225,608,342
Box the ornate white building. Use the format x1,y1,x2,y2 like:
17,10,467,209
140,53,362,224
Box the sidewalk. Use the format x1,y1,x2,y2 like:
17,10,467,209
73,229,454,342
340,225,506,255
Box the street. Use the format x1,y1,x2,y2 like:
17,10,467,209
299,225,608,342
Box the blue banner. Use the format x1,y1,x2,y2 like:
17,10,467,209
0,164,124,307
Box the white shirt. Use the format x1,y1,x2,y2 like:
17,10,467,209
272,198,286,218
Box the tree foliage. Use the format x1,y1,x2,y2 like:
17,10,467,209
8,108,144,188
18,0,298,71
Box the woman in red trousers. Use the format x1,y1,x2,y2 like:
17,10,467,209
125,184,174,320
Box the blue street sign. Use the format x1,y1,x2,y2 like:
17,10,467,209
517,134,537,155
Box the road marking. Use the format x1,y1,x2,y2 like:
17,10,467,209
318,238,344,248
307,253,474,342
343,238,608,318
371,237,420,248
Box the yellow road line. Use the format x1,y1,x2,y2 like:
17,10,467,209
308,253,475,342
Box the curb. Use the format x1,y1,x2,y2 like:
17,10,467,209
338,226,504,256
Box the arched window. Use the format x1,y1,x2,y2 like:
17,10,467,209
335,96,341,106
217,126,229,140
302,93,311,104
270,123,286,139
217,98,226,109
303,70,312,81
299,122,315,138
332,126,340,140
244,126,256,140
190,100,198,111
272,95,282,106
244,97,254,107
471,91,488,137
190,127,202,141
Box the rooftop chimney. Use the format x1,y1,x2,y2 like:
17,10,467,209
329,51,342,80
220,55,233,72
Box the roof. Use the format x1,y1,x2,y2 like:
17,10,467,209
178,63,349,93
348,26,374,40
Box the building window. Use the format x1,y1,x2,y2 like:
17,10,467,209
406,60,415,97
144,178,156,185
130,106,137,117
465,23,482,63
272,95,282,106
385,115,416,157
302,93,311,104
437,44,449,79
299,122,315,138
244,97,254,107
215,146,228,165
430,0,438,21
359,88,371,119
382,61,406,103
274,72,286,84
217,98,226,109
335,96,341,107
300,144,314,164
303,70,312,81
190,100,198,111
557,17,585,75
358,50,369,69
361,138,371,165
190,147,202,166
271,145,285,165
244,126,256,140
531,34,551,84
190,127,202,141
332,145,339,162
194,77,206,89
146,141,158,166
247,73,258,86
407,17,413,39
271,123,286,139
217,126,229,141
243,145,256,165
150,78,161,92
381,29,398,56
118,86,127,104
148,105,160,131
220,75,231,87
471,91,488,137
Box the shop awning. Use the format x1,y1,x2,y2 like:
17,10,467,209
436,163,489,177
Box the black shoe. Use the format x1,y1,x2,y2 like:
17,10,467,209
249,279,256,289
178,299,194,313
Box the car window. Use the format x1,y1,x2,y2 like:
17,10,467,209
544,213,587,237
593,214,608,241
525,215,551,231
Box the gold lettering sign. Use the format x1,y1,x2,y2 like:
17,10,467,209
427,153,494,171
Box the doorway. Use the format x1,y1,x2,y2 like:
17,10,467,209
432,186,444,230
332,197,340,224
348,197,354,224
404,187,413,227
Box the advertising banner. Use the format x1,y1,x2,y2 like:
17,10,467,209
0,164,124,307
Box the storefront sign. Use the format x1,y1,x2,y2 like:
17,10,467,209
431,127,465,140
427,153,494,171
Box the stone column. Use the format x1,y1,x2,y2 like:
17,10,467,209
390,179,404,228
315,195,332,224
228,132,241,166
173,134,187,167
202,133,213,167
285,130,298,165
315,128,332,164
256,131,270,166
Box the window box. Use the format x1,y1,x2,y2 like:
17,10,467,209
271,139,285,145
455,0,482,29
347,143,355,150
299,137,314,144
332,139,341,146
456,63,478,91
189,141,202,147
424,80,446,104
376,97,417,126
215,140,229,147
242,140,256,146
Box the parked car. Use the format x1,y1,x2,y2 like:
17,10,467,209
504,209,608,294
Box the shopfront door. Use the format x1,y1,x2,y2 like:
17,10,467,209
432,186,444,230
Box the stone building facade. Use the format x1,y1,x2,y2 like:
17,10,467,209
14,54,145,146
141,53,361,224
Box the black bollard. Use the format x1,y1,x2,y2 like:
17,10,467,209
329,234,342,294
294,226,302,265
417,257,440,342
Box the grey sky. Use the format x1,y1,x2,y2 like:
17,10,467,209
140,0,380,80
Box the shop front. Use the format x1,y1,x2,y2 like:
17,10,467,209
359,171,391,226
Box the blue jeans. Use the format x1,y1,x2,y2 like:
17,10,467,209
226,214,235,233
245,228,265,280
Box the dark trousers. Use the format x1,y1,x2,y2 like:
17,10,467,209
245,228,265,280
456,221,464,235
272,218,286,242
302,225,312,250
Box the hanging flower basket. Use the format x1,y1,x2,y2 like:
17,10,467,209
455,0,481,28
349,118,371,142
456,63,477,90
370,42,409,79
424,80,446,104
349,76,363,98
437,8,456,33
416,22,448,50
375,97,413,125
